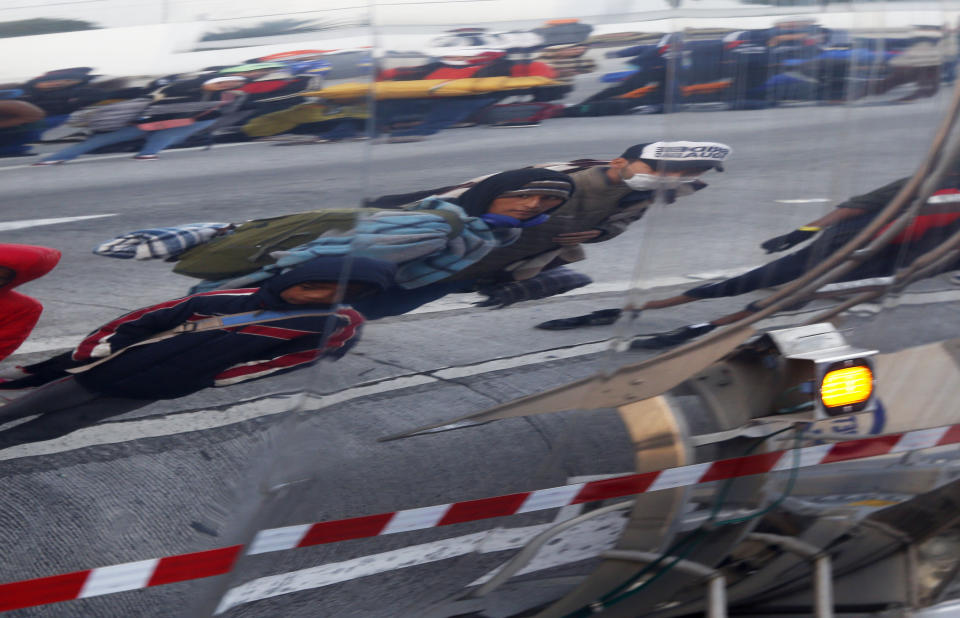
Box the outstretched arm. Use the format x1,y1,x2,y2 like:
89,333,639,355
72,290,257,360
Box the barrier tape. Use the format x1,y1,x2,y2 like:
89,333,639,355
3,423,959,612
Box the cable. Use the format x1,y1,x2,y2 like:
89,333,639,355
563,426,807,616
712,427,806,526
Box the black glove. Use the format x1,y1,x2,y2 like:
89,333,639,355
760,227,819,253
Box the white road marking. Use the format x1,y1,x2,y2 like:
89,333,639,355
215,508,631,614
0,214,117,232
469,509,628,586
433,342,610,380
14,277,960,357
0,349,600,461
0,142,259,173
776,198,831,204
214,523,553,614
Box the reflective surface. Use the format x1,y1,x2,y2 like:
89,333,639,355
2,1,960,616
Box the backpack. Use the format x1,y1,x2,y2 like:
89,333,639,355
67,98,153,131
172,208,464,280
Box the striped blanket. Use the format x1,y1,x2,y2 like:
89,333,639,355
94,223,233,260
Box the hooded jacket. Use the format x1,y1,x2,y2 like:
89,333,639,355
0,244,60,361
67,256,395,399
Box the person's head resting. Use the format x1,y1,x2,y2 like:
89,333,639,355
608,141,732,191
455,168,575,228
259,256,397,309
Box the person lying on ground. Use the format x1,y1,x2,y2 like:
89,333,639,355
450,141,731,285
95,169,575,319
364,142,730,310
541,171,960,348
0,256,395,449
0,244,60,362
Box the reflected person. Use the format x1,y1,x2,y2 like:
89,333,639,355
624,171,960,349
367,142,729,309
0,256,394,449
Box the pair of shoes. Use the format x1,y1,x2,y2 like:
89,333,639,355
133,154,158,160
32,160,65,166
536,308,623,330
630,323,716,350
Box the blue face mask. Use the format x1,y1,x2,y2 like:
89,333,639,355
480,213,549,228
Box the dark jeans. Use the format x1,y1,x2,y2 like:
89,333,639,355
0,377,150,448
353,280,474,320
685,242,906,299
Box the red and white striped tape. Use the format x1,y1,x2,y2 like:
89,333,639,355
0,546,242,612
245,423,960,554
3,423,958,612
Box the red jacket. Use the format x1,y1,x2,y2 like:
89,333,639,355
0,244,60,361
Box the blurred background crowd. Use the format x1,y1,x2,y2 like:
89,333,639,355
0,18,956,160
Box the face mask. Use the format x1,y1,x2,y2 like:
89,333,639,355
622,172,699,191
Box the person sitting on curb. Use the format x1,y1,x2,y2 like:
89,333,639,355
0,255,395,449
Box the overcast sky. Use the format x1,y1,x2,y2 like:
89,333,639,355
0,0,374,29
1,0,640,29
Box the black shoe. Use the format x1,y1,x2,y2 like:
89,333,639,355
536,308,623,330
630,323,716,350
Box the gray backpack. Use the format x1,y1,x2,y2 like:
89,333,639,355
67,98,153,132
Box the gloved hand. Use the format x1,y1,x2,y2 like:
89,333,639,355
760,227,820,253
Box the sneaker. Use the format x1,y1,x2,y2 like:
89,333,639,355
32,160,65,166
133,154,158,160
630,323,716,350
536,308,623,330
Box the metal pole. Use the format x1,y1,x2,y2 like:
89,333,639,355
747,533,834,618
707,574,727,618
602,550,726,616
814,555,834,618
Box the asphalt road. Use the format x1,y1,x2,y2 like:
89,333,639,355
1,94,958,616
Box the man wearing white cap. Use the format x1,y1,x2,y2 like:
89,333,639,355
452,140,731,293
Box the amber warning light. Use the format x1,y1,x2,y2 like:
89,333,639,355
820,362,874,411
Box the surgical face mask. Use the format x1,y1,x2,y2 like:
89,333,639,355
621,171,700,191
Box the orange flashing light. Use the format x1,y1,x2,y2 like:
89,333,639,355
820,365,873,408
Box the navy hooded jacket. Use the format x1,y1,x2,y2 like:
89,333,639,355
69,256,395,399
